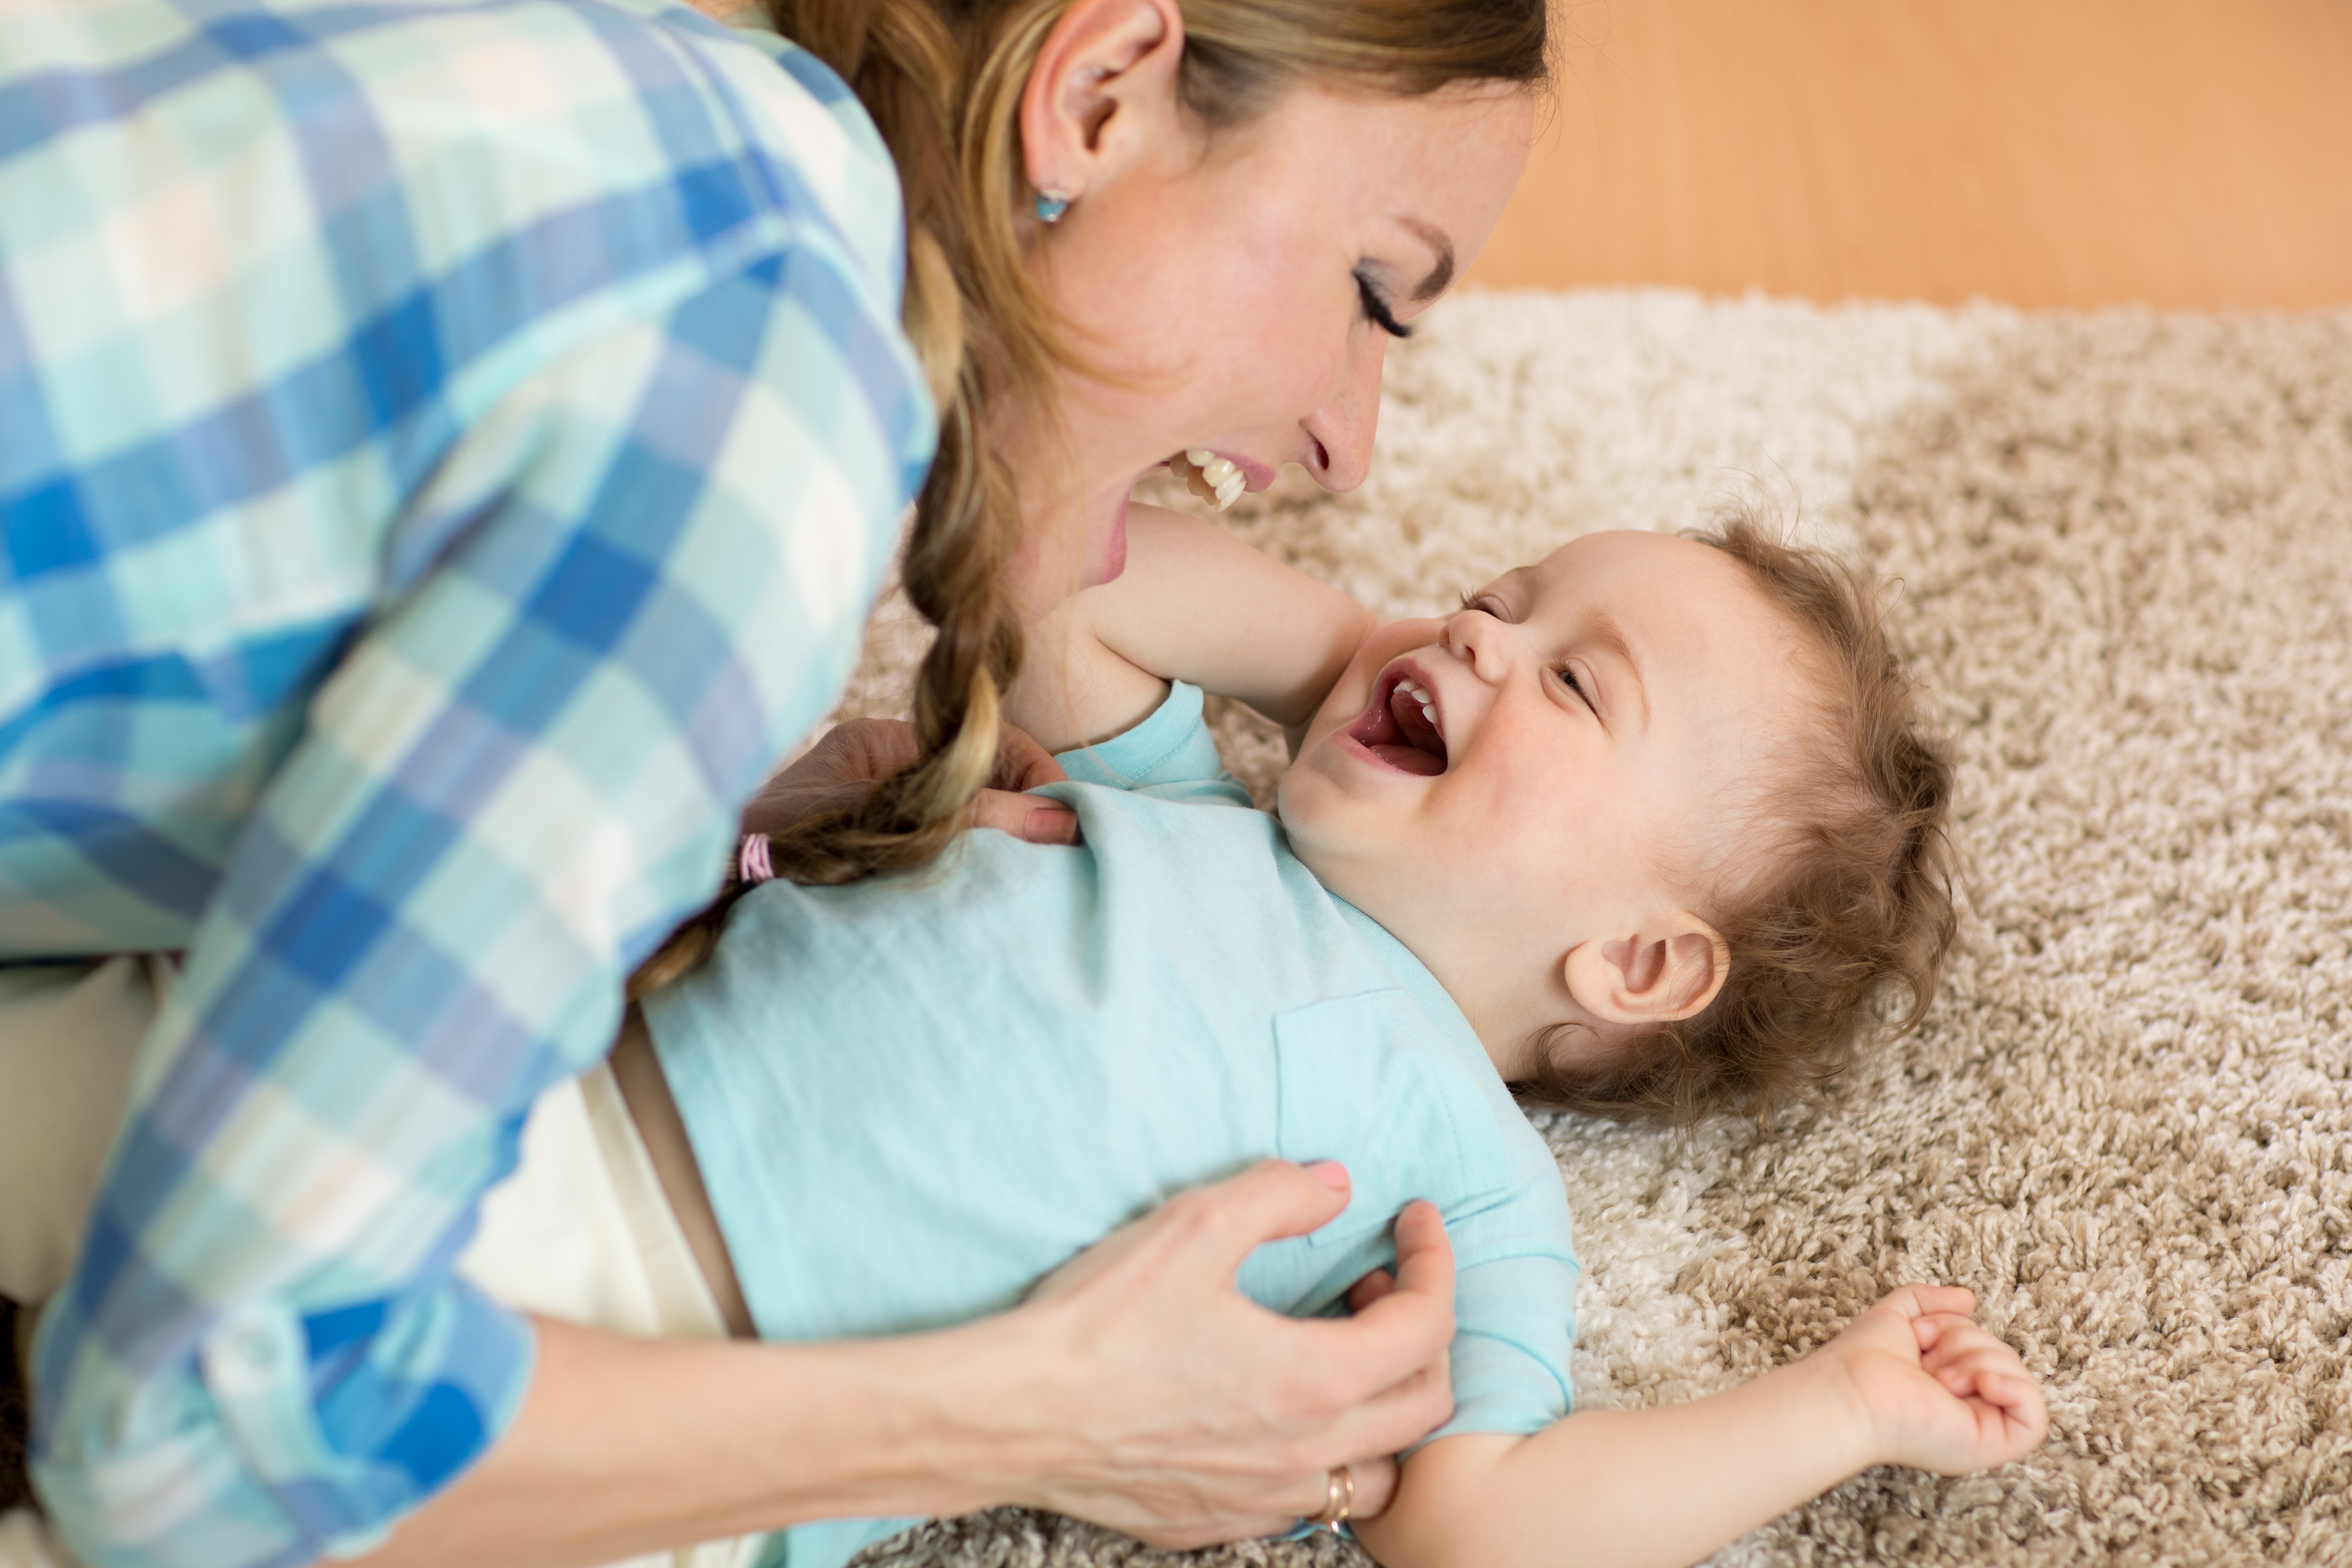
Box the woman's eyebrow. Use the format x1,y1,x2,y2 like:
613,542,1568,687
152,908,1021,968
1397,217,1456,300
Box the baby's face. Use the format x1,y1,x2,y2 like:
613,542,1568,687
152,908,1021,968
1279,531,1818,1045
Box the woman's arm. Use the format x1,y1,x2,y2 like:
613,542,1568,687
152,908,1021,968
1007,505,1377,753
1351,1286,2047,1568
31,260,930,1564
355,1164,1459,1568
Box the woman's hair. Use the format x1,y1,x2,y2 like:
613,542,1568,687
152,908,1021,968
1514,515,1958,1125
631,0,1546,994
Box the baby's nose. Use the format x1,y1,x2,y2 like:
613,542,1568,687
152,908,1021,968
1438,611,1509,681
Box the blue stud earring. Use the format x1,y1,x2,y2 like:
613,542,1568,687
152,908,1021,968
1034,188,1072,225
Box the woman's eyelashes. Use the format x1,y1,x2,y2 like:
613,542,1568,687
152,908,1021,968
1355,271,1413,338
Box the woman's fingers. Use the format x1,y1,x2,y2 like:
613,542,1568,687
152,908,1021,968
1310,1197,1454,1381
1190,1159,1357,1263
1009,1163,1453,1546
1387,1200,1451,1299
990,722,1071,793
1288,1456,1397,1527
974,725,1075,841
738,720,918,836
1317,1342,1453,1467
743,719,1071,842
1287,1199,1455,1461
1345,1267,1398,1314
967,789,1079,844
1024,1158,1354,1307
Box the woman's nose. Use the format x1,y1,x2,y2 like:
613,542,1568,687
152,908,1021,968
1298,335,1388,492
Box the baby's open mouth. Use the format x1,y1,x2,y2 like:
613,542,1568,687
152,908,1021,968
1350,671,1448,775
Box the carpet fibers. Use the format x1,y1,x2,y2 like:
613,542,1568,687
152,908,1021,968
843,292,2352,1568
8,294,2348,1566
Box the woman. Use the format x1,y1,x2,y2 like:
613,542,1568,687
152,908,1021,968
0,0,1541,1564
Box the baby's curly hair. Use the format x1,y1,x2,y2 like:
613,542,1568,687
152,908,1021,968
1514,514,1955,1125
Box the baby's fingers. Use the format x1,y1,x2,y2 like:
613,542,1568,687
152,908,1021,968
1920,1317,2018,1374
1938,1337,2048,1462
1882,1284,1976,1323
1933,1342,2024,1398
1973,1369,2049,1456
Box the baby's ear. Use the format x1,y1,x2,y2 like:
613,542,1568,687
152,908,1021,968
1562,915,1728,1026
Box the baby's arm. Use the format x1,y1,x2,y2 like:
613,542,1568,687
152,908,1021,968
1006,504,1376,754
1353,1286,2046,1568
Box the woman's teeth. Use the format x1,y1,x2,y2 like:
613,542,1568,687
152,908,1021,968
1171,449,1247,512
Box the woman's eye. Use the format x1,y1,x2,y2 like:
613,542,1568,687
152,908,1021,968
1355,272,1413,339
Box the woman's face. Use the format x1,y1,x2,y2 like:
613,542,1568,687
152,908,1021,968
1005,78,1533,618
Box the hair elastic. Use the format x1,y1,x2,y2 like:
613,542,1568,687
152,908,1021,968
738,833,776,886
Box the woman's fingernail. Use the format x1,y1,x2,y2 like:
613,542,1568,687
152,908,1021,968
1307,1160,1350,1191
1028,807,1079,845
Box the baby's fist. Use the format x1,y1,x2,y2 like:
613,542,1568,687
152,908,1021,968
1820,1285,2047,1475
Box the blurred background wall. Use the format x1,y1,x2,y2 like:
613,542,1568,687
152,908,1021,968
1464,0,2352,307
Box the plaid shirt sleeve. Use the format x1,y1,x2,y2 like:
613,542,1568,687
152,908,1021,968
9,6,934,1566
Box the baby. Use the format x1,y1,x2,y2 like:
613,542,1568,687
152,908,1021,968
604,505,2044,1568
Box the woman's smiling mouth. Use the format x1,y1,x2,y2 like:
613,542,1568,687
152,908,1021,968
1346,667,1449,775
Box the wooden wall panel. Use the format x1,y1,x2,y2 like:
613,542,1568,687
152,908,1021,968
1465,0,2352,308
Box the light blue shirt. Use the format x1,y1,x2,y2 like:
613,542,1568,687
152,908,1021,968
645,684,1580,1568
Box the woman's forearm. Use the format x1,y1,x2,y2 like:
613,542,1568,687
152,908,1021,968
361,1168,1462,1568
1356,1359,1874,1568
354,1315,1058,1568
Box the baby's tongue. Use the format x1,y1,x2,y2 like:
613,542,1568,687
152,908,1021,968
1367,742,1445,776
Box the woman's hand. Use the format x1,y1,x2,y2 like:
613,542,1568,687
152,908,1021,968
1815,1285,2048,1475
978,1165,1457,1547
349,1167,1452,1568
740,718,1079,846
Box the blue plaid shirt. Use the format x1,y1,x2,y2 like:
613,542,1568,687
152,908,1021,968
1,4,934,1564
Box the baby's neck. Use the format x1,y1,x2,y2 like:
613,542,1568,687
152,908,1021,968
1307,860,1576,1083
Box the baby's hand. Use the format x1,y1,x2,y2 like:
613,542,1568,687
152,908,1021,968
1816,1285,2047,1475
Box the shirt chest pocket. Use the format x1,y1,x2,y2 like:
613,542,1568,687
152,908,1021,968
1272,993,1502,1247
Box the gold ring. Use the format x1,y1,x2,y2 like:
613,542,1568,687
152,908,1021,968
1305,1465,1354,1529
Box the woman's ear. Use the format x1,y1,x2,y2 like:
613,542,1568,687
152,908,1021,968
1561,916,1729,1026
1019,0,1185,201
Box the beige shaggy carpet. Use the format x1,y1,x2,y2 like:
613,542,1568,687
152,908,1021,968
839,291,2352,1568
7,293,2349,1566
